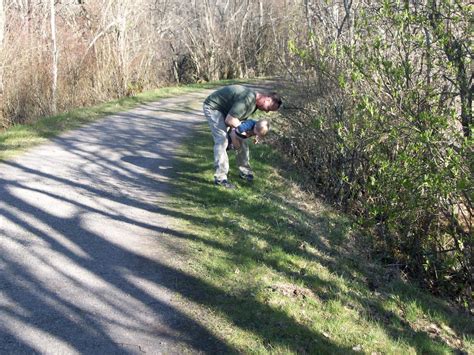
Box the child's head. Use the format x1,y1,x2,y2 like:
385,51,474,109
254,119,270,137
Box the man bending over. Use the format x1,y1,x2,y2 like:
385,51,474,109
203,85,282,189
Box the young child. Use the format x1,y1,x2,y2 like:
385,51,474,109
227,119,270,150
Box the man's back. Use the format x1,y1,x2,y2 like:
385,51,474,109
204,85,256,120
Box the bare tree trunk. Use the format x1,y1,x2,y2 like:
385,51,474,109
304,0,316,51
116,12,127,95
255,0,264,76
50,0,58,114
238,1,250,78
0,0,4,94
203,0,218,81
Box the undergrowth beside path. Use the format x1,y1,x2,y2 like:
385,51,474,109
168,123,474,354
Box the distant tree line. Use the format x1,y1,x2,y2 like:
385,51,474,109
0,0,300,126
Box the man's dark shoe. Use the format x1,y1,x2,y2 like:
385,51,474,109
239,172,254,182
214,178,236,189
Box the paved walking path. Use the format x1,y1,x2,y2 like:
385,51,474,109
0,90,230,354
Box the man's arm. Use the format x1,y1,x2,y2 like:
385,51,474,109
225,114,241,128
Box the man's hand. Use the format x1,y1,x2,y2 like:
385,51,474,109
254,135,261,144
225,115,241,128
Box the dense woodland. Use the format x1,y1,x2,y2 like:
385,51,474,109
0,0,471,307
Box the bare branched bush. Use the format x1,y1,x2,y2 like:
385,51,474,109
0,0,298,127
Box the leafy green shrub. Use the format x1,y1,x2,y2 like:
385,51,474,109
278,0,472,307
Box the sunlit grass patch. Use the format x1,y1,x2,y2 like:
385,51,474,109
168,122,474,353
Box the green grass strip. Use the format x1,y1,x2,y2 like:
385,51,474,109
168,123,474,354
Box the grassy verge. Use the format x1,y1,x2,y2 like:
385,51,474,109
167,122,474,354
0,79,243,161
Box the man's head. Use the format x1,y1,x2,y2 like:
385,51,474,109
254,119,270,137
256,91,282,112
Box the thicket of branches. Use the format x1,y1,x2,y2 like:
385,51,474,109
278,0,472,307
0,0,299,126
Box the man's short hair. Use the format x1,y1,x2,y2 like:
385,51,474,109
267,92,282,109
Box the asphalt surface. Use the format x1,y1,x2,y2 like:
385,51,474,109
0,90,232,354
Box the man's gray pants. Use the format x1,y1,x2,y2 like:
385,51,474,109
203,103,252,181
